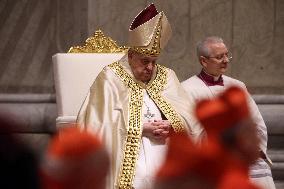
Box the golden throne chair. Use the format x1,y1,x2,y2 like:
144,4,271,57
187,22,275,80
53,30,128,129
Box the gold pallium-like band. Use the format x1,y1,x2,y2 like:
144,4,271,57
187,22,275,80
108,62,143,188
146,65,185,133
108,62,185,188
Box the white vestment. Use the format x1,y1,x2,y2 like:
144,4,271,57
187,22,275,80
77,55,202,189
133,92,167,189
182,74,275,189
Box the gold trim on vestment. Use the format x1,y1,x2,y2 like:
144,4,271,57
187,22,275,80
147,65,185,133
108,62,185,188
108,62,143,188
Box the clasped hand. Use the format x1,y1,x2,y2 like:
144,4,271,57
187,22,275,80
142,120,171,142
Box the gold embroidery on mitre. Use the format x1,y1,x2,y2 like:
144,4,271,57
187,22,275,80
68,30,129,53
131,14,162,56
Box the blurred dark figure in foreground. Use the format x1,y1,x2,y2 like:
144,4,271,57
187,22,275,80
0,111,40,189
155,132,215,189
155,86,262,189
196,86,261,189
40,126,109,189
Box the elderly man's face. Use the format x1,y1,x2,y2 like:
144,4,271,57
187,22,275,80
128,51,158,83
201,42,229,77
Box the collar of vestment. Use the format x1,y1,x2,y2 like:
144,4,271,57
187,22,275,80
108,59,184,188
198,69,224,86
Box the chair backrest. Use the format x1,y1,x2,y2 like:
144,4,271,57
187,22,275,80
53,53,125,128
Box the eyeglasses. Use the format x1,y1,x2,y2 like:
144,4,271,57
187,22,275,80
206,52,233,61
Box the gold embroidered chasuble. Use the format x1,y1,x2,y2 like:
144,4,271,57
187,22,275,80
77,55,202,189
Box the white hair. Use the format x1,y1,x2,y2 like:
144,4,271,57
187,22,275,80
196,36,224,58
